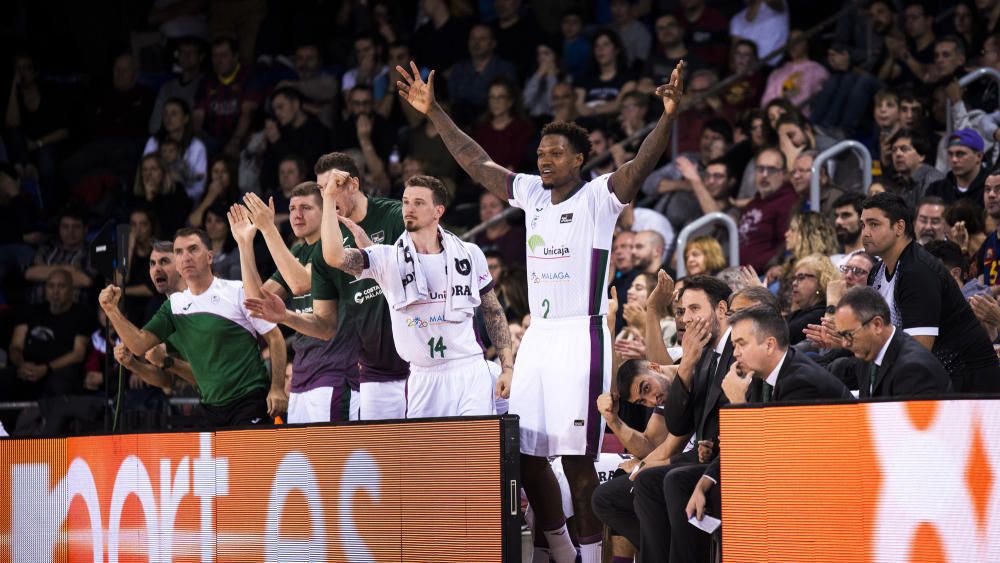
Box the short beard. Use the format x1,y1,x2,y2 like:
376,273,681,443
541,182,554,190
836,229,859,246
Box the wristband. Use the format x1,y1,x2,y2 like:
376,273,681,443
162,356,175,370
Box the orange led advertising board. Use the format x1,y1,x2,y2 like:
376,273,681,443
0,416,520,562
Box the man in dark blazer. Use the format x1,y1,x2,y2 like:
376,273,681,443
668,305,851,563
834,287,952,398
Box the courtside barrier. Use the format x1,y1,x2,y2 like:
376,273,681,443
719,398,1000,562
0,415,521,563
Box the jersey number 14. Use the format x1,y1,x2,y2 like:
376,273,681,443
427,336,447,358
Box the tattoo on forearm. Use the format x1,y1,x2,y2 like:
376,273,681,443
431,110,509,198
341,249,365,277
481,291,513,367
615,114,675,201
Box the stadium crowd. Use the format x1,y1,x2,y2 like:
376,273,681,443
3,0,1000,561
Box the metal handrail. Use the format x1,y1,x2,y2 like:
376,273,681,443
674,212,740,278
946,68,1000,133
809,140,873,209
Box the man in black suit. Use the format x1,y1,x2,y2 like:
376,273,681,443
612,285,780,563
834,287,952,398
676,306,852,563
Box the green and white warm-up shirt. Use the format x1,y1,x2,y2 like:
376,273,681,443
143,277,276,406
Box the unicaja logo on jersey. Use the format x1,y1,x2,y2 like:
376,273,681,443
528,235,571,259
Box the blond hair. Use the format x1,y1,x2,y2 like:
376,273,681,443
793,253,840,296
684,236,727,274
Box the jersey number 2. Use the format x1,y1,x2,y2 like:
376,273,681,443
542,298,550,319
428,336,447,358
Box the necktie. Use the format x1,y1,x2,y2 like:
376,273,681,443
697,352,720,443
763,381,773,403
869,363,878,397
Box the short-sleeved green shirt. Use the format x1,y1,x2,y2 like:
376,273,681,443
312,196,409,381
143,277,274,405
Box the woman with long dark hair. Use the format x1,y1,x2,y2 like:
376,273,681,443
472,78,535,171
574,29,637,122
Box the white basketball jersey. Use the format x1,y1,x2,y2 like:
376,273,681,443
360,243,493,367
508,172,626,319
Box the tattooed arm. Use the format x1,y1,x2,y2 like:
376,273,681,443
481,289,515,398
396,61,513,201
610,60,686,204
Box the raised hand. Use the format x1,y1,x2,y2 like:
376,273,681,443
243,192,277,231
655,60,685,119
244,289,289,324
396,61,436,115
99,285,123,313
227,203,258,246
339,215,373,248
738,265,765,288
322,169,352,198
646,269,675,317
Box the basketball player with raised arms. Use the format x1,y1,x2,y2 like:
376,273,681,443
396,59,686,563
321,173,514,417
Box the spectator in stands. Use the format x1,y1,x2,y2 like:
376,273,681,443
642,118,732,232
202,203,240,281
474,191,526,268
613,92,651,158
403,116,460,194
132,154,192,238
8,269,92,431
548,82,580,126
974,170,1000,287
282,42,339,128
925,240,975,296
730,0,789,66
787,254,839,345
610,0,651,70
738,147,799,271
614,272,674,361
898,88,929,131
790,150,845,218
269,156,309,229
832,192,866,256
446,24,519,127
575,29,638,122
718,39,764,123
684,236,726,276
188,156,239,228
618,206,675,264
887,128,945,208
883,1,936,86
587,127,623,178
775,113,822,174
868,89,902,172
0,163,42,290
610,230,638,333
914,196,948,245
63,53,154,191
632,230,667,276
493,0,541,79
523,42,564,121
342,34,389,99
148,38,205,136
945,198,988,261
411,0,470,73
677,0,729,69
560,9,591,84
144,98,208,200
836,286,952,397
951,1,983,58
472,78,535,171
761,30,829,113
377,42,425,132
840,251,877,290
258,87,329,191
25,207,94,304
863,192,1000,392
640,14,705,96
333,85,393,168
682,157,740,225
674,69,722,154
5,52,70,201
929,35,968,85
926,128,989,207
193,37,260,157
123,206,157,324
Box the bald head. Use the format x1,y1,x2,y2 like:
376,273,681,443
632,230,665,273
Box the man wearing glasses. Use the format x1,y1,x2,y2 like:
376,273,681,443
737,146,798,271
833,287,951,398
839,252,877,290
